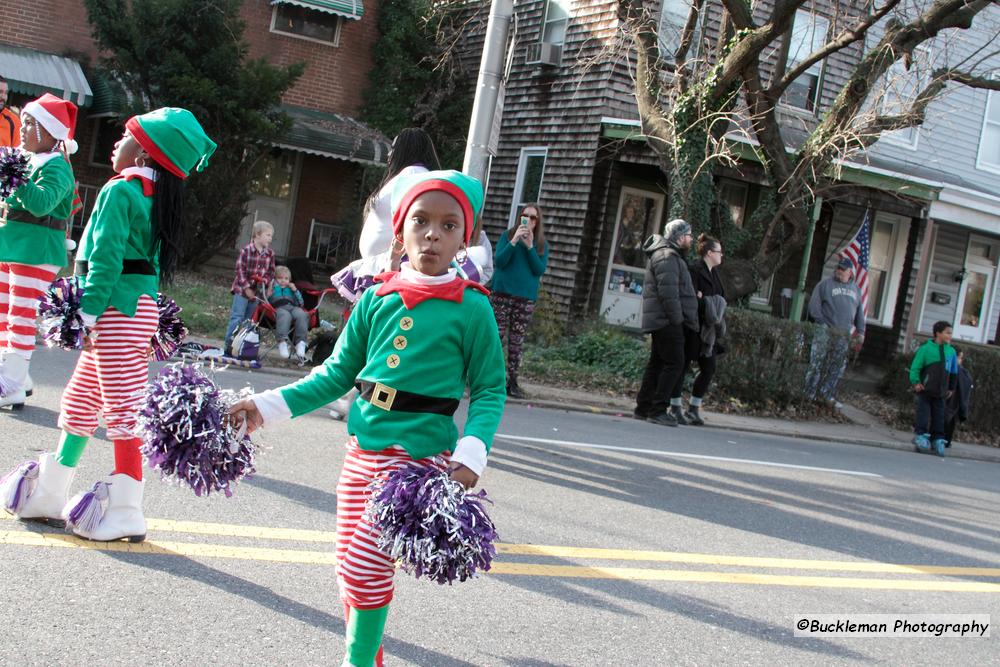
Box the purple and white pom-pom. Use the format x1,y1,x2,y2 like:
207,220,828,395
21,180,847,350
151,293,188,361
0,146,30,200
365,463,499,585
38,277,87,350
137,363,255,498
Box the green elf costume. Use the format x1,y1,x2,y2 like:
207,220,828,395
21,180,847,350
1,108,216,543
247,170,507,667
0,93,77,409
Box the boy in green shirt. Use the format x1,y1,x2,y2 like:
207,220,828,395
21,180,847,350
909,320,958,457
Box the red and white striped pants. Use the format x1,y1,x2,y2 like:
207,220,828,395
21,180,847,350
336,437,449,610
0,262,59,360
58,295,158,440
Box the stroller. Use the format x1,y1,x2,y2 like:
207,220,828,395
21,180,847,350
247,257,341,364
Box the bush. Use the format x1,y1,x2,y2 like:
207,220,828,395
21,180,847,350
880,337,1000,443
712,308,849,407
522,322,647,394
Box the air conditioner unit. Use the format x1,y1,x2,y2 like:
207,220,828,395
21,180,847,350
526,41,563,67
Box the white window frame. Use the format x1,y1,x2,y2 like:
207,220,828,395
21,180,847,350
540,0,570,46
878,47,932,150
270,4,342,47
508,147,548,227
866,212,910,327
780,9,830,114
658,0,702,63
975,73,1000,175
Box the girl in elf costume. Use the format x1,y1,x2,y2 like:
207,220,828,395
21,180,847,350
0,107,216,543
231,170,506,667
0,93,78,409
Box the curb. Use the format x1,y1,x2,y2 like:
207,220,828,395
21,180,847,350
506,397,1000,464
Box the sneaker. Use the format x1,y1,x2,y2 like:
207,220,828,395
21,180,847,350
683,408,705,426
828,398,844,410
632,410,648,421
932,438,947,457
506,382,525,400
295,340,307,359
669,405,688,425
912,434,930,453
647,411,678,427
278,341,290,359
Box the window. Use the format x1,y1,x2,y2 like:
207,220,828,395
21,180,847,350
782,10,830,112
658,0,702,62
976,76,1000,172
250,151,296,200
307,220,353,267
866,218,895,320
271,4,341,46
878,48,931,149
718,179,748,227
541,0,570,45
90,118,123,169
508,147,547,226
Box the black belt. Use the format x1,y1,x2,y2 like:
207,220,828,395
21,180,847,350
75,259,157,276
356,380,459,416
6,210,68,231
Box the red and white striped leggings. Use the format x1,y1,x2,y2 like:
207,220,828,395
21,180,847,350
336,437,449,610
58,295,159,440
0,262,59,360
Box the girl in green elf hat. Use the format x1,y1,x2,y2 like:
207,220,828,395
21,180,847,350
1,108,215,543
229,170,507,667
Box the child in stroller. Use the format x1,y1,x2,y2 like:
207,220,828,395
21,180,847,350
268,265,308,359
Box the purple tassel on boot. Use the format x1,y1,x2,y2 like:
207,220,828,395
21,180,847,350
1,461,39,513
365,463,499,585
64,481,109,534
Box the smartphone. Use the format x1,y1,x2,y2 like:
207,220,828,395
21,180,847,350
520,217,529,226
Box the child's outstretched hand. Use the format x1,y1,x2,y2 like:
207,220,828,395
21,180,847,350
228,399,264,434
448,462,478,489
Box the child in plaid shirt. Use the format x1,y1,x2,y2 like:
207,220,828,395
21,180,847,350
225,220,275,355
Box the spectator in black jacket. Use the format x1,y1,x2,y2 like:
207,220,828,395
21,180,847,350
634,219,698,427
944,346,974,447
679,234,727,426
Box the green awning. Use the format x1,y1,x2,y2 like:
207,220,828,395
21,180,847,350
271,0,364,20
277,105,390,166
87,71,131,118
0,44,93,107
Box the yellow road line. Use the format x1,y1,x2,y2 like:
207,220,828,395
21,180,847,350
2,530,997,592
3,513,999,577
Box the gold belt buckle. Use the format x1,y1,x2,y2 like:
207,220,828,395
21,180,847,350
370,382,397,411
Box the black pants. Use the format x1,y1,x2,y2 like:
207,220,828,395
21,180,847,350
691,353,717,398
669,326,704,400
636,325,686,416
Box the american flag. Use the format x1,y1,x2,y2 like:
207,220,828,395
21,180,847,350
842,208,871,316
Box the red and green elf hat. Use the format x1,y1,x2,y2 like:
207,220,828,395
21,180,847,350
125,108,217,180
391,169,485,245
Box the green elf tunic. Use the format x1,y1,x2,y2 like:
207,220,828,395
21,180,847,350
74,167,159,324
0,152,74,267
253,265,507,473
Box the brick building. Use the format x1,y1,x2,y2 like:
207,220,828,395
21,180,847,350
1,0,389,270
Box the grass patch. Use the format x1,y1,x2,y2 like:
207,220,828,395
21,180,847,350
170,272,234,340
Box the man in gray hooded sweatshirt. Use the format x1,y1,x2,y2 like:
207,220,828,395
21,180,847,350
804,256,866,405
634,219,699,426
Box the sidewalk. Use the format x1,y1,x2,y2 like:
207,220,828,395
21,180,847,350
512,381,1000,464
197,341,1000,464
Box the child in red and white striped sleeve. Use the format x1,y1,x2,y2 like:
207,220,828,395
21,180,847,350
1,108,216,543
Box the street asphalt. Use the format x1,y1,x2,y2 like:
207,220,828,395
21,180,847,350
0,348,997,666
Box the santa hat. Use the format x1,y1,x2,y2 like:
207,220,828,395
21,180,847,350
22,93,79,154
125,107,216,180
390,170,485,245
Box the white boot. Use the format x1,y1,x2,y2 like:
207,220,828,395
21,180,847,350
278,341,290,359
65,474,146,542
23,373,33,397
0,389,26,410
0,354,28,395
1,453,76,523
295,340,307,359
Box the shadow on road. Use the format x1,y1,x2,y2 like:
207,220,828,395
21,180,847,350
243,474,339,516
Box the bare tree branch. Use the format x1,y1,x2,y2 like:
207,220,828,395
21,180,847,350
674,0,707,66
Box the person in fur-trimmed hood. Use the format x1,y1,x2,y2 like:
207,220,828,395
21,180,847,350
0,93,78,409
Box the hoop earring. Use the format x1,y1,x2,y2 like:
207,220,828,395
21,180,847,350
135,155,147,169
455,247,468,264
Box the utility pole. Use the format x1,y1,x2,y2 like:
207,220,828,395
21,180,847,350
462,0,514,185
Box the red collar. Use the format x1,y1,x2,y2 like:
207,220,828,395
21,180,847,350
374,271,489,309
111,172,156,197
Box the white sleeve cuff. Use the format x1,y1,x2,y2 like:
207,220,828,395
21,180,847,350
252,389,292,427
452,435,488,476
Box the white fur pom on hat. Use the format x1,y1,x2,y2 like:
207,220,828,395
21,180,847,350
23,93,79,154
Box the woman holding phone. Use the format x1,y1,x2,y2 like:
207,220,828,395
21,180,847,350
490,204,549,398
